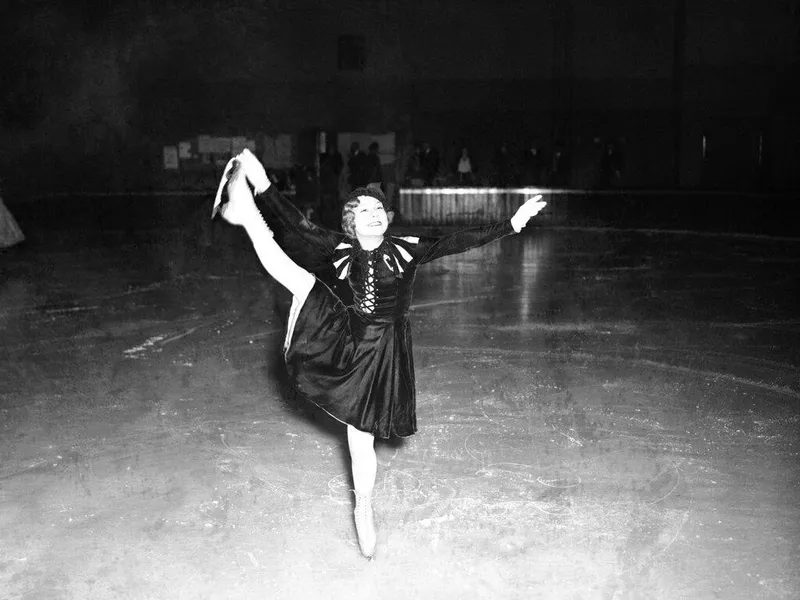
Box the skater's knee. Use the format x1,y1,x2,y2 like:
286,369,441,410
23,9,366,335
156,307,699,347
347,425,375,453
290,271,315,304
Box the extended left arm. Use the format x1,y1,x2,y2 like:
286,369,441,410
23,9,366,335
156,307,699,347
415,221,516,265
415,195,547,265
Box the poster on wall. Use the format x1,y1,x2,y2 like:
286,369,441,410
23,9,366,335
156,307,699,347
163,146,179,170
232,137,257,155
178,142,192,159
197,135,212,154
210,137,233,155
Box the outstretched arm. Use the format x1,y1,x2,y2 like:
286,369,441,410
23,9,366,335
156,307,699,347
414,221,515,265
256,186,342,254
414,195,547,265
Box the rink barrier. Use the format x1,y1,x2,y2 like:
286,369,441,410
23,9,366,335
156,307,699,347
397,187,563,226
396,187,796,236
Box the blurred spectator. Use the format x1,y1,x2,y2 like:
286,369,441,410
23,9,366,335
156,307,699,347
266,168,288,191
420,142,440,186
348,142,369,189
493,142,517,187
293,164,318,219
395,133,415,187
404,145,424,186
319,145,343,228
599,140,624,188
366,141,383,188
551,143,571,187
520,141,546,186
455,147,475,185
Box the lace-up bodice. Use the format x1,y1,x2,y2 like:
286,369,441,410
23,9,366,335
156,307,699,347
349,247,400,319
361,253,376,314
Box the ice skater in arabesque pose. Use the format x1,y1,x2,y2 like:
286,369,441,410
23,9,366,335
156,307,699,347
213,149,547,559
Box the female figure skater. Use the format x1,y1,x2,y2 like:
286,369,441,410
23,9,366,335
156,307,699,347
214,149,546,559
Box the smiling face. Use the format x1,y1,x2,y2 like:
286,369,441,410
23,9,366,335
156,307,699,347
353,195,388,238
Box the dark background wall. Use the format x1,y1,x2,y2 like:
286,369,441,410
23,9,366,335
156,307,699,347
1,0,798,194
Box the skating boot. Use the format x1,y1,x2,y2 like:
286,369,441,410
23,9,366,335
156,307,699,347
353,492,376,559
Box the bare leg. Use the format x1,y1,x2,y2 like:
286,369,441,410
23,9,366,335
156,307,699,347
347,424,377,558
227,166,315,302
347,425,377,495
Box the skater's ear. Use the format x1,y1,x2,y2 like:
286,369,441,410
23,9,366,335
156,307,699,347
386,210,395,225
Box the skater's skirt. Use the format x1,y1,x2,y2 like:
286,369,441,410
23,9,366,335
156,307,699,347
0,197,25,249
284,279,417,438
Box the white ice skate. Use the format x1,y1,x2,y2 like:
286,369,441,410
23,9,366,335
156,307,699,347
213,160,268,233
354,493,376,559
212,159,256,223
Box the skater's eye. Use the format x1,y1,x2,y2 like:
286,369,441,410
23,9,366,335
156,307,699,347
359,202,384,213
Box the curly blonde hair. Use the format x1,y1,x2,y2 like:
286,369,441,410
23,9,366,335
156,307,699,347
341,187,393,238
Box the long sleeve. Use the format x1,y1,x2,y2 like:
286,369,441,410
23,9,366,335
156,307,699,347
413,220,516,265
255,186,343,256
253,186,346,280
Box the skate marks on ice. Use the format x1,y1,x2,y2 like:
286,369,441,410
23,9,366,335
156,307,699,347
325,358,690,584
0,408,355,600
119,314,283,362
334,347,800,598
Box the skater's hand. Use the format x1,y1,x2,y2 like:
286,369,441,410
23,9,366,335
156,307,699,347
510,195,547,232
236,148,271,195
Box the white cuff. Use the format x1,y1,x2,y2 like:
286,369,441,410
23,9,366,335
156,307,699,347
238,149,271,195
510,215,526,233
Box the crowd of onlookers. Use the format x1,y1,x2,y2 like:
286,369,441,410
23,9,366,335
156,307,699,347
267,136,626,226
399,139,624,189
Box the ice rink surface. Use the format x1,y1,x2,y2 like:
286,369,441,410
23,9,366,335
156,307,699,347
1,220,798,599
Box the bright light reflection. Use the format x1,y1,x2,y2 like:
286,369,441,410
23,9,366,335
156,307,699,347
399,187,547,195
519,234,553,324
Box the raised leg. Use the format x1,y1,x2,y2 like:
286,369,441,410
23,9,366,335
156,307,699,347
226,165,315,302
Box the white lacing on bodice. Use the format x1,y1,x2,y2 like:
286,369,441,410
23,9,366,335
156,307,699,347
359,254,376,314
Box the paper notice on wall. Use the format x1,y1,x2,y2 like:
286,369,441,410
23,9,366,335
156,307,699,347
210,137,232,155
178,141,192,159
197,135,212,154
231,137,256,155
163,146,179,170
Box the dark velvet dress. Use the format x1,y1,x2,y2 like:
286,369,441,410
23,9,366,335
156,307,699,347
257,187,516,438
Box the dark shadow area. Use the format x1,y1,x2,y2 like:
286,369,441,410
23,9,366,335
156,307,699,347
565,189,798,237
6,190,797,247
